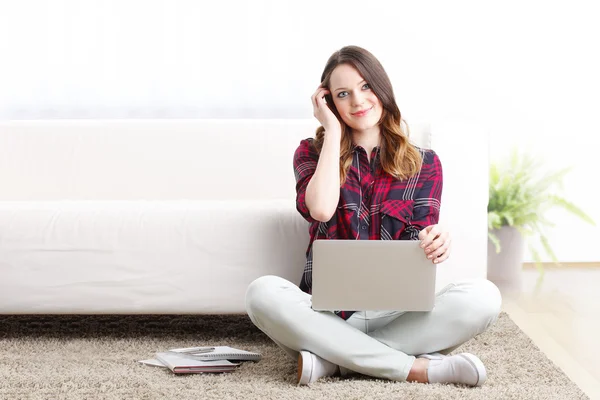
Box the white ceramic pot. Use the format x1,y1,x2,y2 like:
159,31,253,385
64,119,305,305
487,226,525,295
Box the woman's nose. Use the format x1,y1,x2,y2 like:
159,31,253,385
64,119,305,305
352,92,365,107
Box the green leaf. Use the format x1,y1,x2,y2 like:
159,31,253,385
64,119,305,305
533,167,571,193
528,244,544,279
504,213,515,226
539,234,560,266
488,212,502,230
547,195,596,226
488,231,501,253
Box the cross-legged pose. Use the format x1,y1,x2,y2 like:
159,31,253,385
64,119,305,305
245,45,501,387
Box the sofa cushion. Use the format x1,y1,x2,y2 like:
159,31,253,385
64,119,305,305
0,200,308,313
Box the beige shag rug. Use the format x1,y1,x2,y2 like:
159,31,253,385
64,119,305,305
0,312,588,400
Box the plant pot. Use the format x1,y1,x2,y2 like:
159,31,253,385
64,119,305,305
487,226,525,295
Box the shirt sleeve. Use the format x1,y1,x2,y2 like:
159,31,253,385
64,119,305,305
293,139,319,223
401,150,443,240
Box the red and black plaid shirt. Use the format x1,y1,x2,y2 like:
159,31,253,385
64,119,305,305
293,138,443,320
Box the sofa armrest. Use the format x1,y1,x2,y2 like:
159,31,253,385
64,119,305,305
430,119,489,289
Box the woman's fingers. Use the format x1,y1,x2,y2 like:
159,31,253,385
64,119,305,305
312,87,323,106
312,87,330,109
419,225,440,249
311,88,320,110
434,242,452,264
429,236,451,259
424,231,447,255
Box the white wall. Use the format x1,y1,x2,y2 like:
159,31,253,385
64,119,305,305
0,0,598,261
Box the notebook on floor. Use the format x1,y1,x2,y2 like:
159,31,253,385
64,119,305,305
167,346,262,361
153,352,239,374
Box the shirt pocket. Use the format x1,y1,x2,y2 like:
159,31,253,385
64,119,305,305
379,199,414,240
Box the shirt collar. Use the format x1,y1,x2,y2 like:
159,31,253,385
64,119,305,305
352,143,382,155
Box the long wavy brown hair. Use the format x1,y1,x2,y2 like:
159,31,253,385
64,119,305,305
314,46,422,185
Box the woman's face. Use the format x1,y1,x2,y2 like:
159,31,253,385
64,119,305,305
329,63,383,133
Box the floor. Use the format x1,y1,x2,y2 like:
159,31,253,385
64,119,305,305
501,267,600,400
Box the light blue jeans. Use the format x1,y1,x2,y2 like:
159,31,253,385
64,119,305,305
245,275,502,381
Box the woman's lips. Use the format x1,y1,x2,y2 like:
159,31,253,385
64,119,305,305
351,106,373,117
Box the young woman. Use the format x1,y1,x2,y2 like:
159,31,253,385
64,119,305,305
245,46,501,387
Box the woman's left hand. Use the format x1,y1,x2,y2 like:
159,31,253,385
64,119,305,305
418,224,451,264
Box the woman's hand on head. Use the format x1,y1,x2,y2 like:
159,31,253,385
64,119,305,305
312,85,341,134
418,224,451,264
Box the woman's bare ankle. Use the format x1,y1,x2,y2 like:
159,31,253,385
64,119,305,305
406,358,429,383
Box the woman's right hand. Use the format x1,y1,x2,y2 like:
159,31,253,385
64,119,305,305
312,86,341,134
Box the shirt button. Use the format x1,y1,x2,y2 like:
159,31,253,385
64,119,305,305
361,225,367,230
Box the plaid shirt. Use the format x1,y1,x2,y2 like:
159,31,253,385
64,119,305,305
293,138,443,320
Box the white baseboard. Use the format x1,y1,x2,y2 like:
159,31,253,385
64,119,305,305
523,262,600,269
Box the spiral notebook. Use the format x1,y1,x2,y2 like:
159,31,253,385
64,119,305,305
167,346,262,361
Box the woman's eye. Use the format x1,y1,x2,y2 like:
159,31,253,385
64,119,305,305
337,91,348,98
363,83,371,90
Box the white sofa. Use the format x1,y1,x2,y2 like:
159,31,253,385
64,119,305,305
0,119,489,314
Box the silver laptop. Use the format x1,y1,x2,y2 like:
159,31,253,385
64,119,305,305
311,239,436,312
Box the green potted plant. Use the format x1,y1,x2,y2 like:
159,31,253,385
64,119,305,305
487,148,595,293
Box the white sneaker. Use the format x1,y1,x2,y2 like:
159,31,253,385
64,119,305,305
420,352,487,387
297,351,340,385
